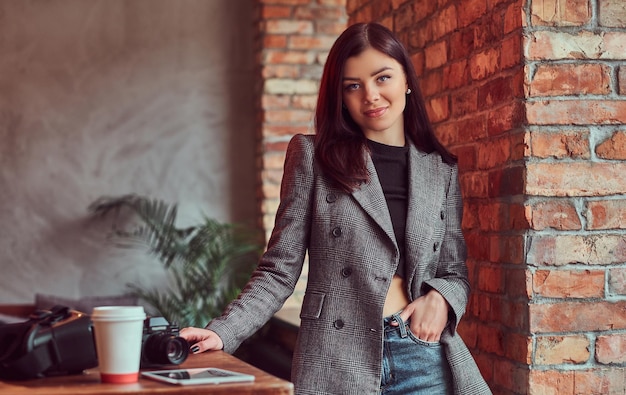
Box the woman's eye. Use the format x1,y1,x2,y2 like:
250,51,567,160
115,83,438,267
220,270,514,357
378,75,391,83
344,83,360,91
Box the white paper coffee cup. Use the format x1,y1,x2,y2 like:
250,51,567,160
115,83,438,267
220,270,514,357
91,306,146,384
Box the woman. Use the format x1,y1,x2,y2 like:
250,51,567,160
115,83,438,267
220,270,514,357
180,23,491,395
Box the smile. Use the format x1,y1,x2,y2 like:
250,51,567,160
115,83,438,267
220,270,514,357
363,107,388,118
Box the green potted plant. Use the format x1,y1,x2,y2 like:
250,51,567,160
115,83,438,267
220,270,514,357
89,194,261,327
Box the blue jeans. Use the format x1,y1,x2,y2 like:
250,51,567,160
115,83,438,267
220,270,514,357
380,312,452,395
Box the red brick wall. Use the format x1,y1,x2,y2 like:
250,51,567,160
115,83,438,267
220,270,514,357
254,0,347,307
525,0,626,393
255,0,626,393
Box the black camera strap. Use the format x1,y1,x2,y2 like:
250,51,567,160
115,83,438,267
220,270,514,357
29,305,70,324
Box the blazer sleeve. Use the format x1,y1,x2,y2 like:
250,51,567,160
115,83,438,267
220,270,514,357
422,163,470,333
205,134,314,354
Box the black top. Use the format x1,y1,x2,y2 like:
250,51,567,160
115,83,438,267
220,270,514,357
366,139,409,278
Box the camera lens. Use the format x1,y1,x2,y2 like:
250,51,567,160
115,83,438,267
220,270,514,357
143,334,189,366
165,338,187,363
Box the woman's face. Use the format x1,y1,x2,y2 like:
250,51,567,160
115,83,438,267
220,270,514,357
342,47,408,145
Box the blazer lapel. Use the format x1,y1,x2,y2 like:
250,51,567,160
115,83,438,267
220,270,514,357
351,153,397,249
406,143,434,236
405,144,444,293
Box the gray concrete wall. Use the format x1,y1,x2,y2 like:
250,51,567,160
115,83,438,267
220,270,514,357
0,0,257,304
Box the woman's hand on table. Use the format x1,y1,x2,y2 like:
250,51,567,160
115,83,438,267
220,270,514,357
179,327,224,354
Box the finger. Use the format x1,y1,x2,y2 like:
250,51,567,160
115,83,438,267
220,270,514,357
399,311,412,324
412,326,440,342
410,322,430,339
191,336,223,353
393,305,414,326
179,327,206,342
390,312,410,327
426,332,441,342
417,330,434,342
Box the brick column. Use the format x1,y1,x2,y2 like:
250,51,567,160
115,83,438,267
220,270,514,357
346,0,626,394
525,0,626,393
254,0,347,308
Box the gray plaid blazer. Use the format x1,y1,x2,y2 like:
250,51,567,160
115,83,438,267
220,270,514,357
207,134,491,394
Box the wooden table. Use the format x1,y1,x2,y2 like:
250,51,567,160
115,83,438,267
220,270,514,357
0,351,294,394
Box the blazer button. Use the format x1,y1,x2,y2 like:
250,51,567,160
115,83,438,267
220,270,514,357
433,241,440,252
341,267,352,277
326,193,337,203
332,227,342,237
333,319,344,329
440,210,445,220
374,276,388,282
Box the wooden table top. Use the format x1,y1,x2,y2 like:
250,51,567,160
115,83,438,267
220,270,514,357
0,350,294,394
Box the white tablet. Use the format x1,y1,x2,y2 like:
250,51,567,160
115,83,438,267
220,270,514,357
141,367,255,386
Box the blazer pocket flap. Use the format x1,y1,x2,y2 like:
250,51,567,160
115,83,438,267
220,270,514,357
300,291,325,319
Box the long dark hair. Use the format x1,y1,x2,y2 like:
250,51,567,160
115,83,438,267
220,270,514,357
314,22,456,193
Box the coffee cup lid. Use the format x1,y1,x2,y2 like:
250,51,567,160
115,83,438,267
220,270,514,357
91,306,146,321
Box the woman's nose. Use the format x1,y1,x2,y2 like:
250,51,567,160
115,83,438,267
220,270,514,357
363,84,379,103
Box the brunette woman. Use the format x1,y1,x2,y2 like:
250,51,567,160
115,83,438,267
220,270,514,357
181,22,491,395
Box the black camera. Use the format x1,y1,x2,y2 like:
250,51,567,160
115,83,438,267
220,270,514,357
141,316,189,367
0,306,98,380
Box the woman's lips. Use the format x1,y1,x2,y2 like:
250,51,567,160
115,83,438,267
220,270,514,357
364,107,387,118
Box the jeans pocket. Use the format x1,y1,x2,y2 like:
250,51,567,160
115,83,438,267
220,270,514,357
406,329,442,347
